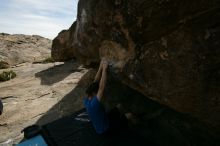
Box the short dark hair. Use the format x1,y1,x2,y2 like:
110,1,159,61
86,81,99,97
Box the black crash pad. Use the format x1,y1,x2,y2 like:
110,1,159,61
41,108,154,146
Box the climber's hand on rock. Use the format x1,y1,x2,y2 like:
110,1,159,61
101,58,107,63
103,63,108,70
101,58,108,64
101,58,108,69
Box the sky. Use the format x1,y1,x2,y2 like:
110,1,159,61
0,0,78,39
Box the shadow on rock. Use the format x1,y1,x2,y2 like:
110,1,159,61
35,69,96,125
102,73,220,146
32,68,220,146
35,61,81,85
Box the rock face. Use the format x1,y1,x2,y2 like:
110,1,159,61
52,0,220,132
51,30,73,61
0,33,52,66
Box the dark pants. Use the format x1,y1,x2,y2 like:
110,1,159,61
103,107,128,136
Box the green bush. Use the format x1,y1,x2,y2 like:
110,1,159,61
0,61,10,69
0,70,16,82
42,57,55,63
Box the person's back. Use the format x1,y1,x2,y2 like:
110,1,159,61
84,95,109,134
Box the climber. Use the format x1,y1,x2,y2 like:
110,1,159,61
0,97,3,115
84,59,133,135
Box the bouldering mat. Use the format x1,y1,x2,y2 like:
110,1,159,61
41,108,155,146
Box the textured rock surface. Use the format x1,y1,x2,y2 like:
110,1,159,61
0,33,52,66
52,0,220,132
0,61,90,144
52,30,73,61
104,74,220,146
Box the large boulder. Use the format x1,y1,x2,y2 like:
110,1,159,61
52,29,73,61
52,0,220,131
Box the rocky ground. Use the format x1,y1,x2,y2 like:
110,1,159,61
0,61,95,144
0,33,52,66
0,33,95,144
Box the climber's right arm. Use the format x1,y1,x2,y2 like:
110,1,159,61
97,61,108,101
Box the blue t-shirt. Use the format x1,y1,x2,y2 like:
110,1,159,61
84,96,109,134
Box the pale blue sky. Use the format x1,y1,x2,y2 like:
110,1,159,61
0,0,78,39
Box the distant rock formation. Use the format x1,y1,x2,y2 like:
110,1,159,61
0,33,52,66
52,0,220,133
